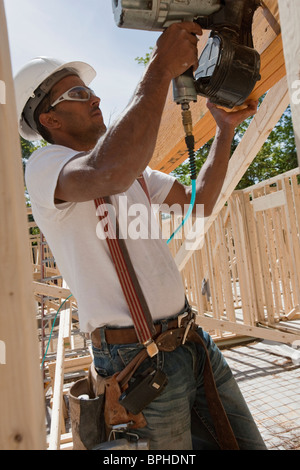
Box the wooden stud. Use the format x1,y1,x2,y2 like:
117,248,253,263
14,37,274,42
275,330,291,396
0,0,46,450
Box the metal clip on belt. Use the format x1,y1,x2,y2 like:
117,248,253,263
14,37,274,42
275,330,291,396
143,339,159,358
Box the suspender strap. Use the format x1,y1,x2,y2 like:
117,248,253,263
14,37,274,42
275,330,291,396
94,194,157,351
94,182,239,448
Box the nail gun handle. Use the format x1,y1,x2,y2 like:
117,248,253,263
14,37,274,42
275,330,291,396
172,67,197,106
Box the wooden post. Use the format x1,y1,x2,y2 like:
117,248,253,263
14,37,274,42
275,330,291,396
278,0,300,166
48,304,71,450
0,0,46,449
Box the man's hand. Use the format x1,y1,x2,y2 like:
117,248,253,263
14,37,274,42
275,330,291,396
164,98,258,217
207,99,259,133
152,22,203,81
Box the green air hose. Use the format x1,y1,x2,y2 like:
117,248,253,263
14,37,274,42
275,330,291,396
167,105,197,245
40,294,73,370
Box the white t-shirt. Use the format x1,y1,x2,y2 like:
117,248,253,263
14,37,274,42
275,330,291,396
25,145,186,333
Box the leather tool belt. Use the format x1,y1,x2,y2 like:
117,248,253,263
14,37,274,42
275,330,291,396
91,304,193,350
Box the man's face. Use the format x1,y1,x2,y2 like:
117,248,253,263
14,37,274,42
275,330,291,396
46,74,106,149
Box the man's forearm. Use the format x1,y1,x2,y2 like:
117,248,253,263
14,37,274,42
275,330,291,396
194,125,234,216
89,59,172,191
88,22,203,195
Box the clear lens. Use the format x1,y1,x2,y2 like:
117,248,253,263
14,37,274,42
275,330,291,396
48,86,96,111
67,86,91,100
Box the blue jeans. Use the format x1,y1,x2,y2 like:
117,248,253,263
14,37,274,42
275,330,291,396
92,324,267,450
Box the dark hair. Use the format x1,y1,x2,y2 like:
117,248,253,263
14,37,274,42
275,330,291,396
33,93,55,144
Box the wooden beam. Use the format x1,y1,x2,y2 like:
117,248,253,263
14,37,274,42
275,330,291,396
150,3,286,172
0,0,46,450
196,316,300,344
278,0,300,166
33,281,72,299
175,76,290,271
251,190,286,212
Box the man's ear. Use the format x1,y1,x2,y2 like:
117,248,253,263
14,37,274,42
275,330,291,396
39,112,61,131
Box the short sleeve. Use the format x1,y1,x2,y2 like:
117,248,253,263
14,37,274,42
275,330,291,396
25,145,80,210
143,167,176,206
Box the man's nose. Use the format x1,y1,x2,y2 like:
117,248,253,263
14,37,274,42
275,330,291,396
91,94,101,106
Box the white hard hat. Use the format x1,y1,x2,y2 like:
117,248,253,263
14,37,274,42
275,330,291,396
14,56,96,141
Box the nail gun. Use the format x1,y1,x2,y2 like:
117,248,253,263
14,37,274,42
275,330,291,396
112,0,261,109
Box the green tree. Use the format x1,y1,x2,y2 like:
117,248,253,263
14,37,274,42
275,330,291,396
173,104,297,188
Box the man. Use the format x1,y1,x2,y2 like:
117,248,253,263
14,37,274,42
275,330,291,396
16,22,266,450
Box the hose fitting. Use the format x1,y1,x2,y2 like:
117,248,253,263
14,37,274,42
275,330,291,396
181,103,196,181
181,103,193,137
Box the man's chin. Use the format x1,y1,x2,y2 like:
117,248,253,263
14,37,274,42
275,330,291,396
97,123,107,138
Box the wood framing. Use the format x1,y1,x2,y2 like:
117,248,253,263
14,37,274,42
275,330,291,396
165,168,300,343
0,0,46,450
175,76,290,271
278,0,300,166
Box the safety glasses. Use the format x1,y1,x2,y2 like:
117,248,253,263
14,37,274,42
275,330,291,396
47,86,96,111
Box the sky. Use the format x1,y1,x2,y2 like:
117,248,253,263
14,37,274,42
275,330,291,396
4,0,161,124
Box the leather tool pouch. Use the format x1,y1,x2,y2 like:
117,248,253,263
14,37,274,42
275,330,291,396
69,353,147,450
69,372,106,451
119,367,168,415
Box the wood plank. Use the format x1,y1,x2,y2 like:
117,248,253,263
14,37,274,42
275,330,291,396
282,177,300,306
175,77,290,271
33,281,72,299
241,167,299,192
196,316,300,343
251,190,286,212
215,215,235,322
229,195,253,325
242,192,265,322
0,0,46,450
48,308,70,450
48,355,92,378
62,303,72,346
278,0,300,166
